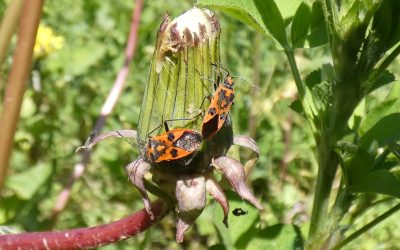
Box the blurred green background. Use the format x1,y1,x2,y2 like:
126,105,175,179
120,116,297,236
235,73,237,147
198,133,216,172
0,0,399,249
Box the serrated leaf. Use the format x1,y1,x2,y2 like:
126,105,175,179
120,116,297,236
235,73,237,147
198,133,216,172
304,69,322,89
360,113,400,149
311,81,331,114
246,224,304,250
198,0,290,49
291,2,311,48
289,99,305,117
302,68,324,126
349,169,400,198
5,164,52,200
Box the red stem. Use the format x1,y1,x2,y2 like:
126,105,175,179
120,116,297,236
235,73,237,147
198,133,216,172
52,0,144,220
0,200,168,250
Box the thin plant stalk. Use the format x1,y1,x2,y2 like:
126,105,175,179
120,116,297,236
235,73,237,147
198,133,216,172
0,0,43,191
332,203,400,250
0,0,25,70
51,0,143,221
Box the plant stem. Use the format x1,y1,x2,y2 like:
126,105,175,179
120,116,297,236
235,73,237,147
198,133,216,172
322,0,339,40
0,0,43,191
285,47,340,248
284,47,340,248
285,49,305,99
285,49,318,134
51,0,143,221
0,0,24,69
0,200,168,250
308,141,339,248
332,203,400,250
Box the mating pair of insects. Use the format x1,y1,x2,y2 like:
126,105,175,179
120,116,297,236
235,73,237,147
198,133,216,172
145,72,235,164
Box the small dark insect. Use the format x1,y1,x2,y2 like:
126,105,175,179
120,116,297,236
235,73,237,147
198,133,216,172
232,208,247,216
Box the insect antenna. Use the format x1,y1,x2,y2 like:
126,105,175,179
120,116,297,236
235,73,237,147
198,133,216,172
211,63,261,92
211,62,230,76
116,130,135,148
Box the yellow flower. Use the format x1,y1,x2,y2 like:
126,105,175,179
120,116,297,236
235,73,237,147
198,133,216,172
34,25,64,58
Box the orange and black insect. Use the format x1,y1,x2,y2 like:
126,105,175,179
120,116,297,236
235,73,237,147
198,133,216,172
201,71,235,139
145,121,202,164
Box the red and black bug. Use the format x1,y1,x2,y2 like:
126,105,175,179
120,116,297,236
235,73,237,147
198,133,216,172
145,120,202,164
201,71,235,139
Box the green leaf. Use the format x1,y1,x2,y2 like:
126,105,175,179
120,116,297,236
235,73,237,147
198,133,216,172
372,0,400,49
386,80,400,100
274,0,303,20
213,190,261,249
302,65,334,125
304,68,322,89
360,113,400,149
5,163,52,200
209,244,227,250
213,212,234,250
349,170,400,198
305,1,328,47
291,2,311,48
348,98,365,131
339,0,362,38
359,99,400,135
346,148,375,185
311,81,331,115
197,0,290,49
289,99,305,117
366,71,397,95
254,0,288,48
197,0,273,44
246,224,304,250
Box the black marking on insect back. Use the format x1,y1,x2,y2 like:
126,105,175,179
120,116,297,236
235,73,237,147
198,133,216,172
170,148,178,158
173,131,202,151
229,93,234,102
167,132,175,142
217,89,228,108
219,89,227,98
148,139,167,162
208,107,217,116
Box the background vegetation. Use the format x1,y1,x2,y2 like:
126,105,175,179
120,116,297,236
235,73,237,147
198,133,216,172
1,0,399,249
